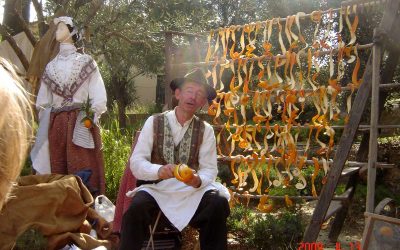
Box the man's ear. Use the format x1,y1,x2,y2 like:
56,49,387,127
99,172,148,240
174,88,181,100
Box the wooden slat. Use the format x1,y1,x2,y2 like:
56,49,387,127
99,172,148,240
329,183,357,241
232,190,353,201
364,212,400,225
367,28,382,213
324,201,343,220
173,43,373,67
213,123,400,130
303,0,400,242
340,167,361,177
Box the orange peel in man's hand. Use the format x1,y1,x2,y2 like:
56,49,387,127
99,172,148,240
173,164,194,182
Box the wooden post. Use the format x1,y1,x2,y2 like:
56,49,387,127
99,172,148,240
328,173,358,241
366,29,381,212
164,32,173,109
303,0,400,242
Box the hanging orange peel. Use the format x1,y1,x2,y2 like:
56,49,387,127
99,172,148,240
311,157,320,197
173,164,194,182
285,195,294,207
201,5,367,195
257,195,273,213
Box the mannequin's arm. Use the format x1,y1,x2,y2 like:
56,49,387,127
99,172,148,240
36,83,52,119
88,69,107,123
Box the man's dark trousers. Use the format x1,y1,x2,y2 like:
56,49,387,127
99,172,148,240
119,189,230,250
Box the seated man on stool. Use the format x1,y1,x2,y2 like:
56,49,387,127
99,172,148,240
120,68,230,250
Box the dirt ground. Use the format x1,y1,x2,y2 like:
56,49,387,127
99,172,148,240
304,201,364,250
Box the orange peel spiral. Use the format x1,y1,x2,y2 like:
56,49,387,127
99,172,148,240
173,164,194,182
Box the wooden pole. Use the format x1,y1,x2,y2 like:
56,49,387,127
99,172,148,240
366,29,381,212
173,43,373,67
164,32,173,109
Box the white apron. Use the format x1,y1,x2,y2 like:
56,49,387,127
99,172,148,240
126,179,230,231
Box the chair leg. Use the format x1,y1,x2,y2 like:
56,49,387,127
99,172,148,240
146,210,162,250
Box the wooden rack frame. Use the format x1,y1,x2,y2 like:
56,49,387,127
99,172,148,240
163,0,400,244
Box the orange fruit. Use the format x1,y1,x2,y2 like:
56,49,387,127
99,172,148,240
83,118,92,128
179,165,194,181
174,164,194,182
379,226,394,238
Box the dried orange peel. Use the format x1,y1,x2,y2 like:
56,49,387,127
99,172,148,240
173,164,194,182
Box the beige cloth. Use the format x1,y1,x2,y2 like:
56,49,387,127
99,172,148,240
0,174,110,250
0,32,34,75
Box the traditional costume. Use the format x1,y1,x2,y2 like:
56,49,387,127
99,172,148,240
31,17,107,195
120,110,230,249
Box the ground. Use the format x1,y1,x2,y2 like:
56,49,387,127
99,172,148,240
304,201,364,250
223,197,366,250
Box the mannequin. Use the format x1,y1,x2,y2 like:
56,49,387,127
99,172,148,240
31,16,107,195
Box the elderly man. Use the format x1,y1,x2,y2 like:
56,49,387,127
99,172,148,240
119,68,230,250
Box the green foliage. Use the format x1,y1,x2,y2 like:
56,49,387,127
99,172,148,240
21,157,33,176
127,102,162,114
352,183,400,213
375,185,400,205
300,165,325,196
227,204,253,245
335,183,347,196
268,186,299,204
101,106,151,202
378,136,400,144
15,229,47,250
227,205,304,249
249,211,305,250
101,110,132,203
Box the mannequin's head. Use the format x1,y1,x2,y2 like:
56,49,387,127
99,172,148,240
56,22,73,43
54,16,79,44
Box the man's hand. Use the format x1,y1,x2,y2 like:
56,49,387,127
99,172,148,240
184,173,202,188
157,164,175,179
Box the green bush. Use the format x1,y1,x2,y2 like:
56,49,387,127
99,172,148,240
101,116,132,203
227,205,253,245
227,205,305,249
249,211,305,250
300,165,325,196
127,102,162,114
15,229,47,250
268,186,300,208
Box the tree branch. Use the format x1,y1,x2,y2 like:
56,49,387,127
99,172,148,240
31,0,47,37
105,31,150,47
0,24,29,71
128,70,145,82
13,8,37,46
74,0,93,9
82,0,104,27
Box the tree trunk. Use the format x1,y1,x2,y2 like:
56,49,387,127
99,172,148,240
2,0,31,36
117,100,127,131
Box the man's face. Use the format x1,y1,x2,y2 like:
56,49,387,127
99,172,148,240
175,81,207,114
